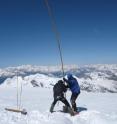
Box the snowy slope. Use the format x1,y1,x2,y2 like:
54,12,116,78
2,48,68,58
0,87,117,124
0,64,117,92
1,72,117,93
1,73,59,88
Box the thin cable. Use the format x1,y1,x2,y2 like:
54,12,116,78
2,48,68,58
19,78,23,109
16,71,19,109
44,0,65,77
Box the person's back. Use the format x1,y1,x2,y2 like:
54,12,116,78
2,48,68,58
68,77,80,94
53,80,67,97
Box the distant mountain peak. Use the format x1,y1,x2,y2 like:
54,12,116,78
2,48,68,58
0,64,117,93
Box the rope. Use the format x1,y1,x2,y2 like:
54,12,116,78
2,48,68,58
16,71,19,109
44,0,65,77
19,79,23,109
16,70,23,110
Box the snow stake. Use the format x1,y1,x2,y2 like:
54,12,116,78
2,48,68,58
5,108,27,115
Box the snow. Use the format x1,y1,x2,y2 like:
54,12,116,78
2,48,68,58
1,64,117,92
0,64,117,123
1,74,60,88
0,65,78,77
1,71,117,93
0,86,117,124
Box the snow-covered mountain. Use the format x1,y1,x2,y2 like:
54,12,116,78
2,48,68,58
2,74,59,88
0,64,117,93
0,65,117,124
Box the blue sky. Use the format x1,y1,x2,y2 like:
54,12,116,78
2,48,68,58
0,0,117,67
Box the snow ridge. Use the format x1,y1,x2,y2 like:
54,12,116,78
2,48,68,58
0,64,117,93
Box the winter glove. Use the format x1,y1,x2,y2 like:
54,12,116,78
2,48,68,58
63,77,66,81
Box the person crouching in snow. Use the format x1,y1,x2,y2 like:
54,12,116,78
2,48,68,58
63,74,80,112
50,80,74,115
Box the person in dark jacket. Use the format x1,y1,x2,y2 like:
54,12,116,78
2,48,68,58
50,80,74,115
63,74,80,112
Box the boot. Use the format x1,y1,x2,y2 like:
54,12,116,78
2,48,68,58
50,103,54,113
67,107,75,116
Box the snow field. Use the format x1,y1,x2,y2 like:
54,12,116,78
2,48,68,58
0,87,117,124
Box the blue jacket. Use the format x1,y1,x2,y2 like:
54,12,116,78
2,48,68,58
64,77,80,94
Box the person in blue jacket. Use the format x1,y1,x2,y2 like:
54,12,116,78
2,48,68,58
63,73,80,112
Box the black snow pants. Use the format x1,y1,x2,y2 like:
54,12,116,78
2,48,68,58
50,94,70,112
70,92,79,112
54,94,70,106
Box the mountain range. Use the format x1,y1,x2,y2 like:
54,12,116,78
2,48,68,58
0,64,117,93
